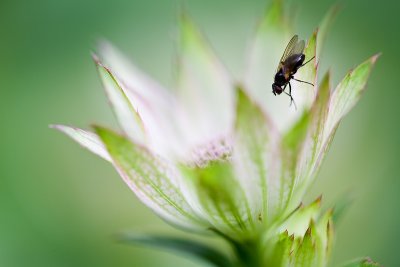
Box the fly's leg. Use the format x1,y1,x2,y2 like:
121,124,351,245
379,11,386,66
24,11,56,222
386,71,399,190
292,56,315,87
292,77,314,86
284,82,297,109
301,56,315,67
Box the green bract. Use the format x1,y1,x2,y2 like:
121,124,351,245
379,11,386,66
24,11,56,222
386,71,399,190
52,1,380,266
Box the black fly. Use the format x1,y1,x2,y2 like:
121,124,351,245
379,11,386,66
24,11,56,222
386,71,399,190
272,35,315,108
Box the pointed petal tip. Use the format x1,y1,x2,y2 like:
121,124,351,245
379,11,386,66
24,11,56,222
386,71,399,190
91,124,112,136
325,3,341,18
283,229,289,236
371,52,382,63
91,51,101,65
91,124,118,141
92,54,110,72
305,226,312,237
49,123,59,130
51,124,112,162
50,123,77,132
315,194,323,204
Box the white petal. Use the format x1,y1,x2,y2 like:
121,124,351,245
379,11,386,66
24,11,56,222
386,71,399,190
324,55,380,144
95,126,206,231
179,160,256,239
244,1,293,132
93,54,146,145
245,3,322,133
233,88,279,224
50,125,111,162
97,42,183,158
290,72,331,206
176,14,235,150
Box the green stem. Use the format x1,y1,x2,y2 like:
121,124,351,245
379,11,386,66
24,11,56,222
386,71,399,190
211,228,263,267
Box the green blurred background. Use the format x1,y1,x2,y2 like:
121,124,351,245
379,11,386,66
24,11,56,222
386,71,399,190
1,0,398,266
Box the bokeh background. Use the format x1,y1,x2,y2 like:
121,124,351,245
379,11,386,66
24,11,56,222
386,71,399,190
1,0,398,266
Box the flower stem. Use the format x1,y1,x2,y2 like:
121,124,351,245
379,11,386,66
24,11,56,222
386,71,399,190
211,228,263,267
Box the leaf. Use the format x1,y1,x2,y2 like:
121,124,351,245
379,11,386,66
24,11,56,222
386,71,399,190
94,126,206,231
176,13,234,147
323,54,380,154
93,54,146,144
121,233,233,267
340,258,381,267
233,87,276,224
50,125,111,162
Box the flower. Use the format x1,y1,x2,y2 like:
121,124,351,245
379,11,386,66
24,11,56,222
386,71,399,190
52,1,379,266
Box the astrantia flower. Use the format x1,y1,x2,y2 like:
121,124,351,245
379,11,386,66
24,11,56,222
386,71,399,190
52,1,380,266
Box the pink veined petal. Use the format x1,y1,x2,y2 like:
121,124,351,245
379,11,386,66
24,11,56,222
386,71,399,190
97,42,183,158
323,55,380,146
291,55,379,207
175,13,235,153
287,72,331,208
244,1,293,133
93,54,146,145
95,126,207,231
50,125,111,162
245,2,326,134
232,88,279,225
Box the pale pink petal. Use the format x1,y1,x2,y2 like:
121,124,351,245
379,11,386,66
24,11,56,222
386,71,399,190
175,14,235,151
51,125,111,162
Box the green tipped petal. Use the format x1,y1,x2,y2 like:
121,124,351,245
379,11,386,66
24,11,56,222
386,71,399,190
233,87,276,224
278,197,321,237
94,55,146,144
51,125,111,162
294,72,332,201
245,0,293,131
177,13,234,146
292,225,315,267
97,42,181,159
94,126,205,231
278,110,311,214
264,199,333,267
323,54,380,150
180,160,254,240
292,31,318,112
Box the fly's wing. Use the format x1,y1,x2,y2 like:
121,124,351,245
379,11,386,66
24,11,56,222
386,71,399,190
291,39,305,56
276,35,298,72
276,35,306,72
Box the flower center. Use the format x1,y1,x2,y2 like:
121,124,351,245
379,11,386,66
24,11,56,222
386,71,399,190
188,137,232,168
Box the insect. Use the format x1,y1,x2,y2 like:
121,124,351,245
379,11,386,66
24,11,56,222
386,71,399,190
272,35,315,108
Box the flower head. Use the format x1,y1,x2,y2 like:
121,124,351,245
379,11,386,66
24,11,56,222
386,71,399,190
52,1,379,266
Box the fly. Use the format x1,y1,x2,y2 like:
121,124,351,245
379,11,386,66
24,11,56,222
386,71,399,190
272,35,315,108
